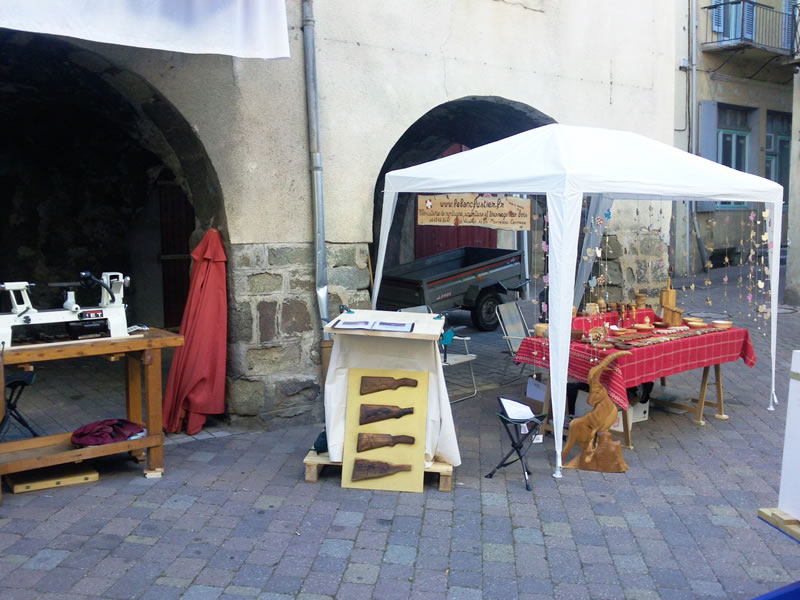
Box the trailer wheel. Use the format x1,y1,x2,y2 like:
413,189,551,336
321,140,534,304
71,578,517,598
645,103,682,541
471,291,501,331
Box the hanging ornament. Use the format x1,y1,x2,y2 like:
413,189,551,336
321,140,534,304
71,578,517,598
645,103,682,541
532,214,539,221
543,274,549,286
747,293,753,303
597,273,606,286
723,275,728,284
596,247,602,259
704,279,712,286
588,276,598,289
749,212,756,222
706,298,712,306
586,247,595,258
542,302,548,313
690,283,695,291
583,226,590,234
542,241,549,252
595,216,604,227
763,210,770,218
705,260,713,270
604,208,612,220
544,215,549,223
757,280,764,289
761,232,769,242
758,304,767,313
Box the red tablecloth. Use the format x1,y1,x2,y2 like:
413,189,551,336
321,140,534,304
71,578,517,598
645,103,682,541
515,327,756,410
571,308,657,332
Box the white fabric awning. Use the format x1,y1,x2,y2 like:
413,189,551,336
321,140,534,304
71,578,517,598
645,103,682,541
0,0,290,59
373,123,784,478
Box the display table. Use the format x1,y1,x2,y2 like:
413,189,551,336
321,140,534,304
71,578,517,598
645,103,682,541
323,309,461,467
515,327,756,444
0,329,184,501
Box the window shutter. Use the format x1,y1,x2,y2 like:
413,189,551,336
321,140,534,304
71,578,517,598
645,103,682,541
712,0,724,33
743,1,755,40
783,0,798,51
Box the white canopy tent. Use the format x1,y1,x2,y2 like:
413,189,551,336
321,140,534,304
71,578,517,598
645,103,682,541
0,0,290,59
372,123,784,477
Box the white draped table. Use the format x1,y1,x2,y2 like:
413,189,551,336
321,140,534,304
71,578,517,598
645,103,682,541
323,309,461,467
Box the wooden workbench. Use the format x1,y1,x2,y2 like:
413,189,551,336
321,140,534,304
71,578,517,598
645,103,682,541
0,329,183,501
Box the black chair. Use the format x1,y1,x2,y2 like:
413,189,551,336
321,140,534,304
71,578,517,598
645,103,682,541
484,397,542,491
1,371,38,438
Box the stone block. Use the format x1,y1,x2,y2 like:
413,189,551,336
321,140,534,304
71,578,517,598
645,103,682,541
603,235,624,260
260,378,322,426
638,234,665,257
230,244,267,270
248,272,283,294
228,302,253,344
227,377,265,416
281,298,312,335
258,300,278,342
289,272,316,293
599,260,623,286
329,266,370,290
327,244,356,268
246,342,302,375
270,245,313,266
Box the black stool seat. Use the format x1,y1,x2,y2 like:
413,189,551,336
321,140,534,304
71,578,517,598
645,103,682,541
1,371,38,438
484,397,542,491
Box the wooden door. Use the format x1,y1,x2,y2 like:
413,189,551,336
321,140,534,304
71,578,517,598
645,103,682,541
158,181,195,329
414,144,497,259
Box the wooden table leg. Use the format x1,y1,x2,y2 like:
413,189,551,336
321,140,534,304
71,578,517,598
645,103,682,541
621,407,633,449
540,379,552,433
713,364,729,420
694,366,710,425
143,349,164,472
126,353,145,463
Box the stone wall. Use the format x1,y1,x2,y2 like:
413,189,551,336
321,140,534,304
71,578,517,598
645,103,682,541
590,232,670,308
226,242,372,429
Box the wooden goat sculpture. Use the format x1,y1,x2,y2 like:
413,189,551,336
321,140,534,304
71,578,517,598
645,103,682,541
562,350,632,472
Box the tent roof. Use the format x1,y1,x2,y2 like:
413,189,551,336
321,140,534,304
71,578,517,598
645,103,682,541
384,124,783,205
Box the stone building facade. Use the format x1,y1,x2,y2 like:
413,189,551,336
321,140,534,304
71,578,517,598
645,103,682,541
0,1,679,428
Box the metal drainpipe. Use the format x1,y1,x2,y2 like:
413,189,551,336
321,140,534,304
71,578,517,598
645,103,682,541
302,0,330,338
689,0,710,273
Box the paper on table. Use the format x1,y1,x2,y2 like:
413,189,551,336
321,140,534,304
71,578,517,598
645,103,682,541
333,318,414,332
499,397,535,421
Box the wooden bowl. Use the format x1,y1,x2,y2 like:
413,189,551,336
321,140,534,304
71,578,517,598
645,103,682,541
712,320,733,329
571,329,584,341
610,328,635,336
653,321,669,328
687,321,707,329
633,323,654,331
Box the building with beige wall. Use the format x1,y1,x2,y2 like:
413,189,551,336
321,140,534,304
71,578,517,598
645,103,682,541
0,1,678,428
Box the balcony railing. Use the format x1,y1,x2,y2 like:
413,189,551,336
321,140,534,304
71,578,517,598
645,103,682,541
702,1,795,55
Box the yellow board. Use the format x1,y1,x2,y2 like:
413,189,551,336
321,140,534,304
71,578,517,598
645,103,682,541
4,463,99,493
342,368,428,493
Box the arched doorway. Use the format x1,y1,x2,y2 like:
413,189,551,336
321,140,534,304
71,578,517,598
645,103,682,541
0,30,225,330
372,96,556,270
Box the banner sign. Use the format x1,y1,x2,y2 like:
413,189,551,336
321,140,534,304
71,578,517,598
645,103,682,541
417,193,530,231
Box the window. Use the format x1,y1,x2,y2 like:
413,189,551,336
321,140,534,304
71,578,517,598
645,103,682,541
716,105,751,208
712,0,755,41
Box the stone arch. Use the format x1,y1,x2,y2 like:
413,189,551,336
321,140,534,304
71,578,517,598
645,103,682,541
372,96,556,269
0,29,225,328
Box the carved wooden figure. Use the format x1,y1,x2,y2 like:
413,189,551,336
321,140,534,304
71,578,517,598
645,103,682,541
356,433,415,453
360,376,418,395
351,459,412,481
359,404,414,425
563,350,631,472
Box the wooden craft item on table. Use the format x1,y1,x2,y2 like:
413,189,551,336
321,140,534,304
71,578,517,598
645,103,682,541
662,305,684,327
660,277,677,308
360,376,418,395
356,433,415,452
572,432,629,473
351,459,412,481
563,350,631,473
359,403,414,425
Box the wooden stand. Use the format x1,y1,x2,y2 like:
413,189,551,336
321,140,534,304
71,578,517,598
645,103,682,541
757,508,800,542
649,364,728,425
303,450,453,492
0,329,183,503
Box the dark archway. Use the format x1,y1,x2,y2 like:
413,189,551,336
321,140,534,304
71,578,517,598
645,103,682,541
0,30,225,328
372,96,556,269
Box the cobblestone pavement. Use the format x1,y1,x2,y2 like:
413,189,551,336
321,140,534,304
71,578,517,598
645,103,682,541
1,266,799,599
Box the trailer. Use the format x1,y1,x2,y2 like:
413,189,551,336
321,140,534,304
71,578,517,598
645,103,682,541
375,246,527,330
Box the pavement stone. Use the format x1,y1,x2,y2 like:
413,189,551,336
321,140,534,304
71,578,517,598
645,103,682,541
1,265,799,598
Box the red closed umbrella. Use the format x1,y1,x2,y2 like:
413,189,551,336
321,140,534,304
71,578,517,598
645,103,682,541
163,228,227,434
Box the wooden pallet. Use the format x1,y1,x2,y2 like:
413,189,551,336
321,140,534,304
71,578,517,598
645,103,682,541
4,463,98,494
303,450,453,492
758,507,800,542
